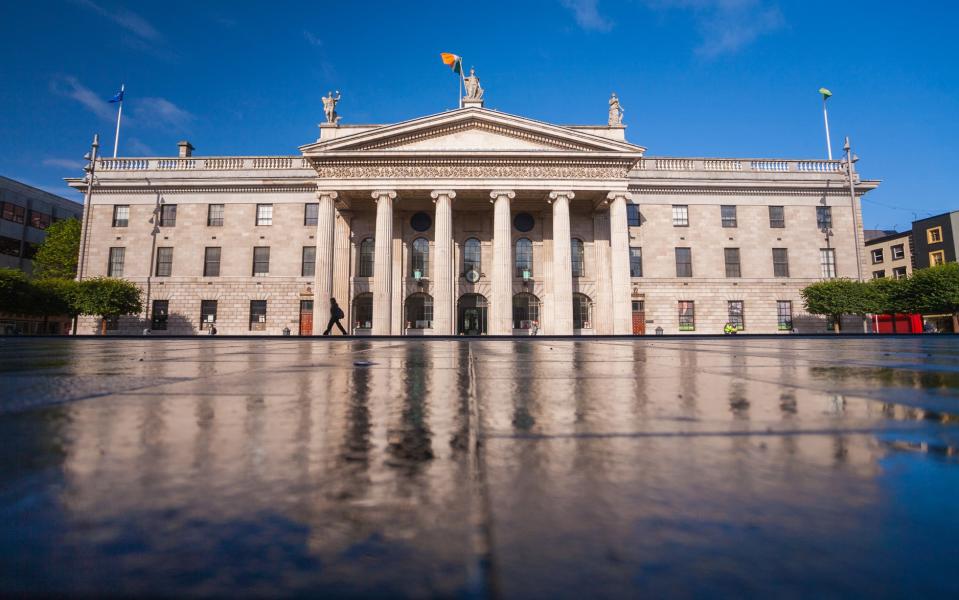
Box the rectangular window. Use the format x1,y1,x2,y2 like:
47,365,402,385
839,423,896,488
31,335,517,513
820,248,836,278
571,240,585,278
816,206,832,230
927,226,943,244
777,301,793,331
112,205,129,227
871,248,884,264
29,210,51,230
0,236,20,257
302,246,316,277
721,205,737,228
159,204,177,227
891,244,905,260
626,203,641,227
256,204,273,226
1,202,25,224
629,247,643,277
672,205,689,227
151,300,169,331
892,266,907,279
678,301,695,331
675,247,692,277
252,246,270,276
724,248,741,278
872,270,885,279
772,248,789,277
249,300,267,331
359,239,374,277
930,250,946,265
207,204,224,227
203,247,221,277
155,247,173,277
200,300,217,330
108,247,125,277
727,300,744,330
304,203,318,226
769,205,785,228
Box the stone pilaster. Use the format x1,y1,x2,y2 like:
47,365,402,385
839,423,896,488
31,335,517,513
549,191,575,335
592,209,613,334
371,190,396,335
333,210,352,328
313,191,337,335
608,192,632,334
490,190,515,335
431,190,456,335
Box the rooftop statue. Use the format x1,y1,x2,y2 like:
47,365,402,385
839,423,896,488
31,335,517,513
322,90,341,124
608,92,624,126
464,68,484,100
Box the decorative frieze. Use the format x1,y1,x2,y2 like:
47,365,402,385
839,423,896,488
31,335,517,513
313,160,633,180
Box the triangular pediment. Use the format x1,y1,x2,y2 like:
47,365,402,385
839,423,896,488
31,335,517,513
300,107,645,155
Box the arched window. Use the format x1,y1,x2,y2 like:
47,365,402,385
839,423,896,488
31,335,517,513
573,293,592,329
353,293,373,329
515,238,533,278
571,238,585,278
463,238,481,274
411,237,429,278
358,238,374,277
405,293,433,329
513,293,540,329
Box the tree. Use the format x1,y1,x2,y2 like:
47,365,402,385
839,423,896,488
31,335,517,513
0,268,33,315
900,263,959,333
32,218,81,280
801,279,879,333
74,277,143,335
868,277,908,333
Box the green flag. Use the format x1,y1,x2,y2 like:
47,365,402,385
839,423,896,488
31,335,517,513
819,87,832,99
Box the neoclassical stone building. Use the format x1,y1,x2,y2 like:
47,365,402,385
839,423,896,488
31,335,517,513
70,92,878,335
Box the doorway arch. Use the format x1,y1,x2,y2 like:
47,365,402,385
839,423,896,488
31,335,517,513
457,294,488,336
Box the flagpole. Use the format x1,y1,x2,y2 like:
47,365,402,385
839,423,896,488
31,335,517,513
822,95,832,160
458,60,463,109
113,83,124,158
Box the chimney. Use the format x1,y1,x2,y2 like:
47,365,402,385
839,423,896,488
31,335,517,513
177,141,194,158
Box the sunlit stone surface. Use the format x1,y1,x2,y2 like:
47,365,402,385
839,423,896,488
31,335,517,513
1,338,958,596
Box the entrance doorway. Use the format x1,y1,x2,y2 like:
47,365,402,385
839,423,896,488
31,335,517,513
631,300,645,335
457,294,487,335
299,300,314,336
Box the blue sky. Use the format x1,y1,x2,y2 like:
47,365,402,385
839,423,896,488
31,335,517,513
1,0,956,231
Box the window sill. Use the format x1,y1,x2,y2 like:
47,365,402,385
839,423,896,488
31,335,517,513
405,328,433,336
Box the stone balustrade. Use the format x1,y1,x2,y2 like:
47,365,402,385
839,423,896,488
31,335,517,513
96,156,312,171
635,157,847,174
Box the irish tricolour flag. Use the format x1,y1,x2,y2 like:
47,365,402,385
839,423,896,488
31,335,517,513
441,53,463,75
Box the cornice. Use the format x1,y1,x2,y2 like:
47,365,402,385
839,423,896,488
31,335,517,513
84,184,319,195
629,185,870,197
361,118,591,151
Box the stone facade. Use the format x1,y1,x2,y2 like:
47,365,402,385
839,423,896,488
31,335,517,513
69,101,878,335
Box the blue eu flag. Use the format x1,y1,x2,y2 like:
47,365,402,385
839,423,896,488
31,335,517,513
109,89,124,103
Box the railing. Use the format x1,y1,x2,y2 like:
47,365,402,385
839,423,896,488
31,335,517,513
97,156,311,171
636,158,846,174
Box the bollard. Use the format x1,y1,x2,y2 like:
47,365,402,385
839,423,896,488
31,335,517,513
655,327,663,336
282,327,291,336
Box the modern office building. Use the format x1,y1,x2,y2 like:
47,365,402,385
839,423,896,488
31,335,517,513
0,175,83,273
865,231,913,280
911,211,959,269
68,85,878,335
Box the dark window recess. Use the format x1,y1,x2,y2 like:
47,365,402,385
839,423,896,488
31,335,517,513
159,204,177,227
411,238,429,277
410,212,432,232
1,202,25,224
302,246,316,277
629,247,642,277
108,247,125,277
113,205,129,227
358,238,374,277
204,247,221,277
0,236,21,257
675,247,692,277
816,206,832,230
678,301,695,331
769,206,785,228
515,238,533,277
207,204,224,226
728,301,744,330
29,210,51,230
571,239,585,278
304,203,319,226
200,300,217,330
353,293,373,329
513,212,534,232
249,300,267,331
627,204,641,227
724,248,741,278
151,300,169,330
772,248,789,277
155,247,173,277
252,246,270,276
721,205,737,228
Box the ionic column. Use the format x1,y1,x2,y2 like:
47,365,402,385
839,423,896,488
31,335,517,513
549,191,575,335
608,192,633,335
431,190,456,335
314,191,337,335
490,190,515,335
371,190,397,335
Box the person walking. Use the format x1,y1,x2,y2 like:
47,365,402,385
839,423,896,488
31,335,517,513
323,298,347,336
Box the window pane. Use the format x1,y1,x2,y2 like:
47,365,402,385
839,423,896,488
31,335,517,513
629,247,643,277
515,238,533,277
302,246,316,277
675,247,692,277
772,248,789,277
571,239,585,278
724,248,741,278
353,293,373,329
304,203,319,226
464,238,481,273
359,238,374,277
160,204,176,227
721,205,737,227
155,247,173,277
204,247,221,277
626,204,641,227
512,293,540,329
411,238,429,277
108,247,125,277
871,249,883,263
678,301,695,331
891,244,904,259
769,206,784,228
113,205,129,227
253,246,270,276
672,205,689,226
256,204,273,226
200,300,217,330
208,204,224,226
405,293,433,329
727,300,744,330
572,294,592,329
820,248,836,278
151,300,169,330
816,206,832,230
249,300,267,331
777,301,793,330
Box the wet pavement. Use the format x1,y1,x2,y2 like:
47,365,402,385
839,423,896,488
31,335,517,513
1,336,958,597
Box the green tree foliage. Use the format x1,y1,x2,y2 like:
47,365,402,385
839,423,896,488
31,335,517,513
801,279,879,333
868,277,908,315
0,268,34,315
901,263,959,331
73,277,142,335
32,218,81,280
0,269,79,318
